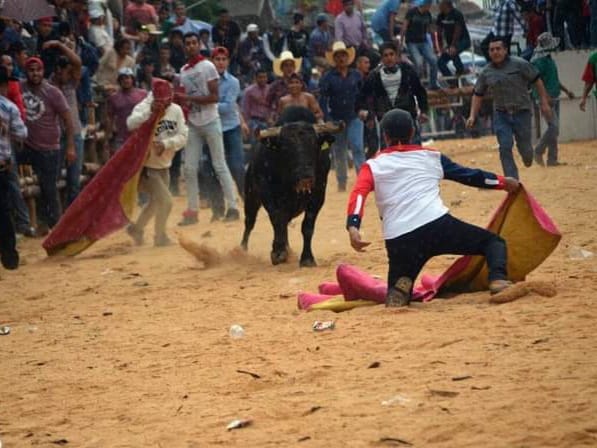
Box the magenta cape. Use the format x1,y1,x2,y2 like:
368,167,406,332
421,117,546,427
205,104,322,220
298,186,561,311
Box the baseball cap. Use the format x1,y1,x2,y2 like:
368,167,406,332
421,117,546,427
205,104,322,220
117,67,135,78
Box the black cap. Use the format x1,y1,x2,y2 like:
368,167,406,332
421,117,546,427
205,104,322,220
380,109,414,142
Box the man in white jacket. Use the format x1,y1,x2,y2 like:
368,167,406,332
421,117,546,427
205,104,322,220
126,78,188,246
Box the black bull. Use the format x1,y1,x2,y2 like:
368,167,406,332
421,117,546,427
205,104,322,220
241,107,334,267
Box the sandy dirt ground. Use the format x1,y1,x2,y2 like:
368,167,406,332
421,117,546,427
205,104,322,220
1,137,597,447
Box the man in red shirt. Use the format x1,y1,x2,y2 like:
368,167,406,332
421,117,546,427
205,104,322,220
124,0,158,35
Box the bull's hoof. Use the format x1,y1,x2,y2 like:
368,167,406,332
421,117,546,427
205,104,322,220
271,250,288,265
300,257,317,268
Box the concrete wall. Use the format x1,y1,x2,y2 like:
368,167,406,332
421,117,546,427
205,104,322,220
542,50,597,142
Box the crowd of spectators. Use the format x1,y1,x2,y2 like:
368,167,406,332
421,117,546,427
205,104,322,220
0,0,596,266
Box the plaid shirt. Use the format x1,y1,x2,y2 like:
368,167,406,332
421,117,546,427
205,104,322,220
0,96,27,162
491,0,527,37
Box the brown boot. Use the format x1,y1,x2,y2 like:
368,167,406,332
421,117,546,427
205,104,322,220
386,277,413,307
489,279,513,295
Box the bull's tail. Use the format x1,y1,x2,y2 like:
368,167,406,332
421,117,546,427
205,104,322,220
241,164,261,251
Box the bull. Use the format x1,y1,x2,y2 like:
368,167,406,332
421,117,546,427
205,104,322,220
241,106,337,267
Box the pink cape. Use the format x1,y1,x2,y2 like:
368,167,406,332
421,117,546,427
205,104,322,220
298,186,561,311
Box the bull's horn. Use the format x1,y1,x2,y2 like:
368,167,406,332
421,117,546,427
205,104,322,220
258,121,345,139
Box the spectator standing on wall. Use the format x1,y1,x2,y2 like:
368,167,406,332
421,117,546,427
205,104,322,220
212,9,241,68
481,0,527,61
436,0,471,80
335,0,369,51
263,22,287,73
309,14,332,67
371,0,401,43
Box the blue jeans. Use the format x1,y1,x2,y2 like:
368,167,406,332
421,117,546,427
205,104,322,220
0,168,18,268
407,42,438,88
493,109,533,180
18,146,62,227
60,133,85,206
437,40,470,76
8,152,31,230
535,100,560,164
222,126,245,196
331,117,365,187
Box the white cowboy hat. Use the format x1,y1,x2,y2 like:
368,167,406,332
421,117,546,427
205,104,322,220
535,32,560,54
325,41,356,67
273,50,302,77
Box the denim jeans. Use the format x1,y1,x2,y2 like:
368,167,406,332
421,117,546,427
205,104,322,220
437,40,470,77
407,42,438,88
8,152,30,230
493,109,533,180
18,146,62,227
222,125,245,196
0,168,18,268
59,133,85,207
331,117,365,187
535,100,560,164
184,118,238,212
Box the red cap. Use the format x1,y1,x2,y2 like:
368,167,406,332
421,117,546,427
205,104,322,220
152,78,173,103
25,57,44,69
37,16,54,25
211,46,229,58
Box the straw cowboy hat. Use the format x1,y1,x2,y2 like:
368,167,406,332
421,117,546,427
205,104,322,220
325,41,355,67
534,32,560,56
273,50,302,77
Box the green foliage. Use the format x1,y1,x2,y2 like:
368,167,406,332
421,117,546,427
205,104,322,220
183,0,221,23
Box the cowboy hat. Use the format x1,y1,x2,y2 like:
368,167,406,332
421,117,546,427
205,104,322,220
534,32,560,55
273,50,302,77
325,41,355,67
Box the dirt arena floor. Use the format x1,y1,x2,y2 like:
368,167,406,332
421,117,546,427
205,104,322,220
1,137,597,447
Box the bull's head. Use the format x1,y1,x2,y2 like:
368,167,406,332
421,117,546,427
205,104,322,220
278,122,319,194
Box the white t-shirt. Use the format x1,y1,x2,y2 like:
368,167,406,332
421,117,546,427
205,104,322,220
179,59,219,127
88,25,113,53
380,66,402,103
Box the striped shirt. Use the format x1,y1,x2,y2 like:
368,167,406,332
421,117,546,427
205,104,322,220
0,96,27,162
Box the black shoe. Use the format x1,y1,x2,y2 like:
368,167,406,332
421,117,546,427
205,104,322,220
385,277,413,307
224,208,240,222
1,250,19,270
522,153,533,168
16,226,37,238
534,152,545,167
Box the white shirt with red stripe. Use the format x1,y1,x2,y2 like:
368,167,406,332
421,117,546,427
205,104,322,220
346,145,506,240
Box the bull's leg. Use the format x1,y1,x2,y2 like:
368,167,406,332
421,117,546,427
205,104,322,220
241,177,261,251
299,210,318,267
270,210,290,265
